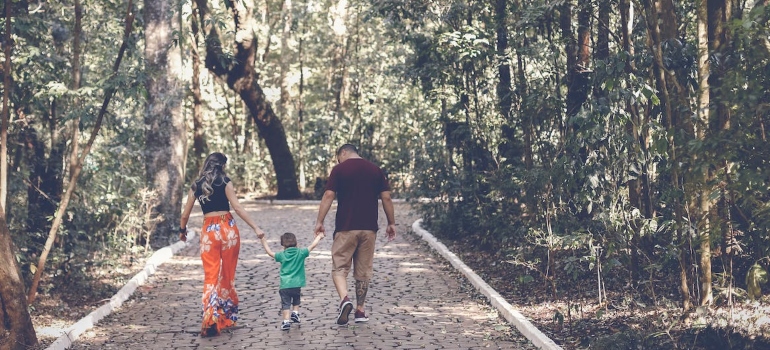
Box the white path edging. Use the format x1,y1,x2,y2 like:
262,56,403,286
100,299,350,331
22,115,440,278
44,230,197,350
411,219,563,350
246,198,407,205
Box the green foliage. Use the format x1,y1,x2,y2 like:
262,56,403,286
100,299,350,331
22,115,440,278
371,0,770,313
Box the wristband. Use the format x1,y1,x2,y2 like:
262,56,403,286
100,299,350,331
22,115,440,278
180,226,187,233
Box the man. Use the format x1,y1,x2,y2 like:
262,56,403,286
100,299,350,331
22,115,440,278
314,144,396,325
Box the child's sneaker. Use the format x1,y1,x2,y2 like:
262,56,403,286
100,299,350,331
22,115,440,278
336,296,354,325
354,310,369,323
291,311,301,324
281,320,291,331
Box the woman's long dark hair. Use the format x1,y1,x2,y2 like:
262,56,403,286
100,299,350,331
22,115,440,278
194,152,228,202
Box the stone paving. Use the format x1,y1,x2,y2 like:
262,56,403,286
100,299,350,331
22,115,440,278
69,202,535,349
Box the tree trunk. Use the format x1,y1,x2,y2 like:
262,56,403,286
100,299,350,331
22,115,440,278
561,0,591,123
495,0,513,129
297,25,306,190
696,0,713,306
0,204,37,350
329,0,349,119
195,0,300,199
70,0,82,178
145,0,186,247
642,0,693,310
620,0,651,284
278,0,292,119
242,107,253,154
0,0,12,211
707,0,735,304
516,43,533,170
190,9,208,171
617,0,642,285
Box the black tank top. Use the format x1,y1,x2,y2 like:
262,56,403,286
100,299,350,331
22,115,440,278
193,176,231,214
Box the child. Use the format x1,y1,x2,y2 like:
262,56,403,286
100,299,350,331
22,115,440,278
260,232,324,331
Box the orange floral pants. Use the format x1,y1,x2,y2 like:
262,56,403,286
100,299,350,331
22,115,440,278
199,213,240,337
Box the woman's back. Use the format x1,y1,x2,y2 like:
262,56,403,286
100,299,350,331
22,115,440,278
194,176,231,214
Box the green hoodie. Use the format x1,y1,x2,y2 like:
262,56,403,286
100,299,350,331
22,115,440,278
275,247,310,289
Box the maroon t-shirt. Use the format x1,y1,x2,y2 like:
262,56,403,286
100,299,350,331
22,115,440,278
325,158,390,233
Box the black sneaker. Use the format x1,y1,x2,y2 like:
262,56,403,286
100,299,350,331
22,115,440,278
291,311,301,323
336,297,354,325
203,323,218,337
281,321,291,331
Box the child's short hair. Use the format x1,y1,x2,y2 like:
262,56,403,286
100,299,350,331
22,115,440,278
280,232,297,248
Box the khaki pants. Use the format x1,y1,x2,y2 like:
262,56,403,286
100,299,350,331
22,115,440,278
331,230,376,281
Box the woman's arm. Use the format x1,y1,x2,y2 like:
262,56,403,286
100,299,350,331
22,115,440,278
179,189,196,242
225,182,265,238
259,236,275,258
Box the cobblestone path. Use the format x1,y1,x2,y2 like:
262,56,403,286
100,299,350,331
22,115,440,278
70,202,535,350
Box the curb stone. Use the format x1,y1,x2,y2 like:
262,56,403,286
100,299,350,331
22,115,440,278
412,219,563,350
44,229,198,350
245,198,407,205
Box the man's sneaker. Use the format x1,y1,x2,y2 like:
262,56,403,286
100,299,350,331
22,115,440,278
336,296,354,325
291,311,301,323
354,310,369,323
281,321,291,331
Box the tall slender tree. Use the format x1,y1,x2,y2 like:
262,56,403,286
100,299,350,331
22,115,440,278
0,0,12,211
145,0,186,247
190,6,208,171
696,0,714,306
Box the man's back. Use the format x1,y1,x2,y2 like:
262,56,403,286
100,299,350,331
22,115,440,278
325,158,389,233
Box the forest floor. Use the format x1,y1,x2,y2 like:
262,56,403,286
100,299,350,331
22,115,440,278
27,200,770,350
28,246,155,349
441,237,770,350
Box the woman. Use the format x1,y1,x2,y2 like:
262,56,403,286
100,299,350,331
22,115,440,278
179,152,265,337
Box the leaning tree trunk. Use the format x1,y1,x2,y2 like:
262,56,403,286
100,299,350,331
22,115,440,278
27,0,136,303
0,204,37,350
145,0,186,247
195,0,300,199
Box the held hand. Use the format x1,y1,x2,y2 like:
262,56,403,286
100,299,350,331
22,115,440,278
314,223,325,237
255,228,265,239
386,224,396,242
179,232,187,242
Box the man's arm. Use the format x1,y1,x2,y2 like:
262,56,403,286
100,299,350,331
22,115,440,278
380,191,396,241
314,190,335,236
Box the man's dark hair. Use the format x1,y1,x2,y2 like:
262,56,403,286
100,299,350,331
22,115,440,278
281,232,297,248
336,144,358,156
